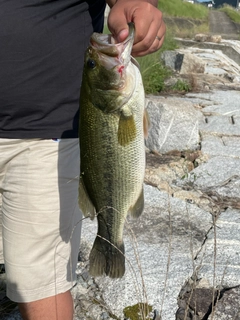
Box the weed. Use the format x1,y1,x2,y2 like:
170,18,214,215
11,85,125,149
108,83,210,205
136,30,178,94
140,61,172,94
171,79,191,92
123,303,152,320
219,4,240,24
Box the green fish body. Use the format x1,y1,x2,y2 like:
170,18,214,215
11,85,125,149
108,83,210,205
79,24,147,278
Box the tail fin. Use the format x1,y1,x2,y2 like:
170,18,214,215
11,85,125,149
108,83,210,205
89,235,125,278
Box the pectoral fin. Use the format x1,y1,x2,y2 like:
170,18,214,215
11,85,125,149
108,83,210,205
79,176,96,220
129,188,144,218
118,105,136,146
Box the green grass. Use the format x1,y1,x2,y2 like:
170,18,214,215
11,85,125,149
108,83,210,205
136,30,177,94
219,5,240,23
172,79,191,92
158,0,209,20
137,55,172,94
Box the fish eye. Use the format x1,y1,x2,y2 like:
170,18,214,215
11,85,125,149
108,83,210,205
87,59,96,69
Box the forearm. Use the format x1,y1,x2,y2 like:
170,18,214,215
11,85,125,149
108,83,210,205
106,0,158,8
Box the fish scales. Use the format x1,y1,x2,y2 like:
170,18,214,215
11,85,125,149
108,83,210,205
79,23,146,278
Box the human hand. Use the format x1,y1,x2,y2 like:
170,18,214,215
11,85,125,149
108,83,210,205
107,0,166,57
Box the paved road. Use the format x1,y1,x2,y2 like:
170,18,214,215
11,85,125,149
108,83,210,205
209,10,239,39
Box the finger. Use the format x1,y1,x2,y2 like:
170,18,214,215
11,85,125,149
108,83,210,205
107,6,130,43
132,34,165,57
108,1,159,43
107,1,166,56
132,20,166,56
132,8,163,41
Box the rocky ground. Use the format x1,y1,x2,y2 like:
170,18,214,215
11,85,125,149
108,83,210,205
1,10,240,320
72,66,240,320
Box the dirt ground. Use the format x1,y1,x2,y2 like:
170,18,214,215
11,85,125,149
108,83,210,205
209,10,240,38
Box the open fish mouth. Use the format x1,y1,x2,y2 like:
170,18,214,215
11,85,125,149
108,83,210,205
89,23,135,69
90,33,133,56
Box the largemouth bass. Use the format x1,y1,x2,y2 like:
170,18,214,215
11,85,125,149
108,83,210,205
79,23,147,278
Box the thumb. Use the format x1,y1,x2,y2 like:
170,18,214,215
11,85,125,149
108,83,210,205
107,9,129,43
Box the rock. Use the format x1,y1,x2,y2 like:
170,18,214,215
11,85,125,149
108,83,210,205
145,151,194,193
181,287,217,319
201,136,240,159
177,277,220,319
200,115,240,137
145,95,202,154
194,33,209,42
195,208,240,288
232,75,240,83
176,48,240,76
194,34,222,43
178,156,240,190
209,35,222,43
213,287,240,319
212,176,240,209
161,51,184,72
161,51,205,74
172,189,213,212
180,53,205,74
198,90,240,115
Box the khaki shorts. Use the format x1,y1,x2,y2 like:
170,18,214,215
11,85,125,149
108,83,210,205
0,138,82,303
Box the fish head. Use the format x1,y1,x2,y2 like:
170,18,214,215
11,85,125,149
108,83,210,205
82,23,137,112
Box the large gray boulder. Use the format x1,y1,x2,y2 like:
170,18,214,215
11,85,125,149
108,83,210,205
145,95,202,154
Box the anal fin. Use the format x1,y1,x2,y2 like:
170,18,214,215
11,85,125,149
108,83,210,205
129,188,144,218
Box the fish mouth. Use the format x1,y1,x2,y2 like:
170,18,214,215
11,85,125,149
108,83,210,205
90,23,135,70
